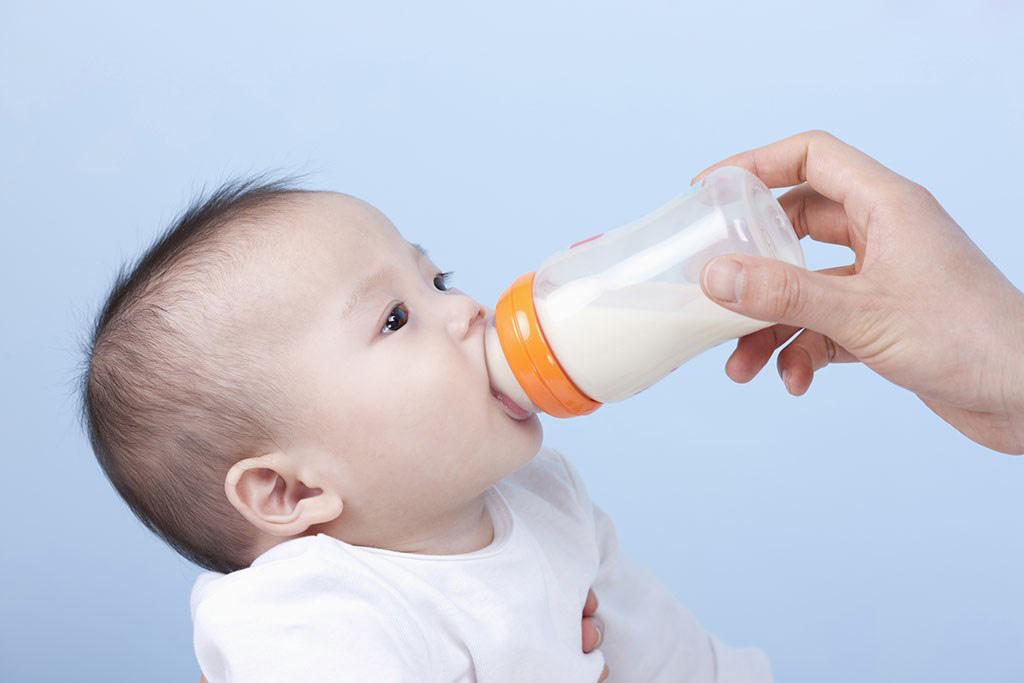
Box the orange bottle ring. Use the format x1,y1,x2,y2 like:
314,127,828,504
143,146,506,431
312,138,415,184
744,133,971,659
494,272,602,418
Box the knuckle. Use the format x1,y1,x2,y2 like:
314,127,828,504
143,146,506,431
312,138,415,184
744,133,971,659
875,177,927,215
792,191,810,238
906,180,938,207
823,336,837,366
766,266,804,320
806,129,837,145
779,333,813,369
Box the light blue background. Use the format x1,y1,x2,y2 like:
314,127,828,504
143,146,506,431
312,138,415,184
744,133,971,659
3,1,1023,681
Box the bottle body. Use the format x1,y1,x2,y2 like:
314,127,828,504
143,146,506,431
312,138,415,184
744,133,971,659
486,165,806,415
534,281,768,403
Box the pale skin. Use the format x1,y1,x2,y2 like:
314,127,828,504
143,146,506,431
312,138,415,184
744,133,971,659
199,193,608,681
696,130,1024,455
222,194,546,555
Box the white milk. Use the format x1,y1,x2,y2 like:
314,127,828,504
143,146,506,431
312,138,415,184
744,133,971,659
534,279,766,403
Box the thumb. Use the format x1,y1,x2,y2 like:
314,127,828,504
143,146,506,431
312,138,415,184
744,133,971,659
700,254,856,340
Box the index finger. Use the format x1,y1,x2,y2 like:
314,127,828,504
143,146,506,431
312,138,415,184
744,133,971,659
691,130,901,231
583,589,598,617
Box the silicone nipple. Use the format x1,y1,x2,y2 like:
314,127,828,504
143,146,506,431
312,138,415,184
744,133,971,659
484,320,539,415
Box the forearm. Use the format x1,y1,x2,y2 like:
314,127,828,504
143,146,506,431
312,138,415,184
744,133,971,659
923,287,1024,455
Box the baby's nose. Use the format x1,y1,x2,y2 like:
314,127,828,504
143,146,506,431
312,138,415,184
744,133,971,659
447,296,486,340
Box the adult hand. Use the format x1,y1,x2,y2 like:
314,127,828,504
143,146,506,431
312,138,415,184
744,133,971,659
582,588,610,682
198,588,609,683
695,131,1024,454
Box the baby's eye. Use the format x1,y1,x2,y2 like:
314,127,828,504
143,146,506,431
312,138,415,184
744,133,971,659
380,272,453,336
434,271,454,291
382,304,409,334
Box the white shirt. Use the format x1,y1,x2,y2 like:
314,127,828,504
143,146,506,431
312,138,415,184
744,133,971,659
191,446,772,682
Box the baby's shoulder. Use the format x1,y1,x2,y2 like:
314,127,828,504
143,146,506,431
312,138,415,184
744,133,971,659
190,536,433,677
190,535,407,623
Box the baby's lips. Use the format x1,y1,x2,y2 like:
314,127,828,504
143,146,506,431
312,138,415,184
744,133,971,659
491,388,532,420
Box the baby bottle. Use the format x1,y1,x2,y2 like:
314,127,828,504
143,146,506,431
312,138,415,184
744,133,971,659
484,165,806,418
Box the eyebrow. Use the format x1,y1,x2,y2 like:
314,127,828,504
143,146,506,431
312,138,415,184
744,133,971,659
342,242,429,321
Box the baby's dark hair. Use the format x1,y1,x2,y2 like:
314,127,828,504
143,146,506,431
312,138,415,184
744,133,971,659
79,176,310,573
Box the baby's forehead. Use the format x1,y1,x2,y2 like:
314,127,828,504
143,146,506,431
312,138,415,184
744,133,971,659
280,192,401,254
227,193,411,321
234,192,405,282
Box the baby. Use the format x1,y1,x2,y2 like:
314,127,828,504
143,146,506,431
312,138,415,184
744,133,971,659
81,179,771,682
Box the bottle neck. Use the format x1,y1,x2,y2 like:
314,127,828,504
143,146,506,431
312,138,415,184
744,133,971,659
491,272,601,418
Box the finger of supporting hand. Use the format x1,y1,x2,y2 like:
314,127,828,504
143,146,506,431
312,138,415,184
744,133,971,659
726,324,801,383
583,589,598,617
582,616,603,652
703,255,861,341
690,130,895,230
724,263,857,383
778,183,852,246
777,328,855,395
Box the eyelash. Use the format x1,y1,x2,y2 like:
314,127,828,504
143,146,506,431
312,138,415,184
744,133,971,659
380,271,455,335
436,271,455,291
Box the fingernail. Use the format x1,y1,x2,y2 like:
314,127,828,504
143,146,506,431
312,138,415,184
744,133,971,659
593,621,604,648
704,257,744,303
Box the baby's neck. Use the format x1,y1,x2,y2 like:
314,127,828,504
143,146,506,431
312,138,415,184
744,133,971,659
323,494,495,556
385,497,494,555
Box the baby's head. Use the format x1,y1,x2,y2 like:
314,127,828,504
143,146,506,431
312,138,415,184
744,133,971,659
81,179,542,572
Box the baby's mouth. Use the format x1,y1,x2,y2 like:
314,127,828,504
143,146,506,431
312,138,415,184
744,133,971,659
490,388,532,420
482,310,532,421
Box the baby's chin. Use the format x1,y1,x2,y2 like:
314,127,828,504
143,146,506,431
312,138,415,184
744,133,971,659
498,418,545,475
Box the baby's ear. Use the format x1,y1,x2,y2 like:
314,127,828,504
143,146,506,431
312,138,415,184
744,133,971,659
224,453,343,537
